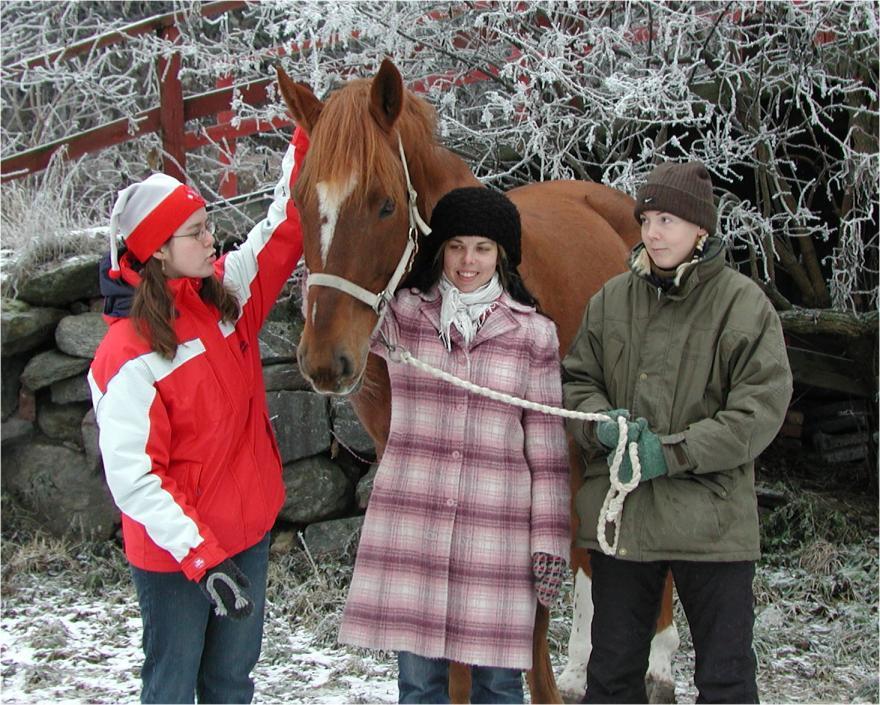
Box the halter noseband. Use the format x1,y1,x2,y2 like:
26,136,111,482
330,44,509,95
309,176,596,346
305,135,432,332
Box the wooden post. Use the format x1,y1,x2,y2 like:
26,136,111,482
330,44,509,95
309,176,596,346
157,25,186,181
216,74,238,198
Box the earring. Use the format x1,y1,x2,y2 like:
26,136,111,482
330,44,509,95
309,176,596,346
161,258,167,275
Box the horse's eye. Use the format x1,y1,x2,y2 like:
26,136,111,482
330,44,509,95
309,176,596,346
379,198,395,218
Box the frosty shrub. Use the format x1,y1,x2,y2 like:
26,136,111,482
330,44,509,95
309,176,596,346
2,1,877,311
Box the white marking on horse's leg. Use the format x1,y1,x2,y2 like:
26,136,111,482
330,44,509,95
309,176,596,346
316,175,357,266
646,622,678,701
311,301,318,326
558,567,593,702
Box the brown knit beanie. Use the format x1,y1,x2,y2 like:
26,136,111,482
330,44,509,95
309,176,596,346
633,161,717,235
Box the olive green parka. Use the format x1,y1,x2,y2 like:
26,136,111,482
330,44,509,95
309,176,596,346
562,239,793,561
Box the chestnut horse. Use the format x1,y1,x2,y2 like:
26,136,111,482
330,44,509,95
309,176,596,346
277,59,677,704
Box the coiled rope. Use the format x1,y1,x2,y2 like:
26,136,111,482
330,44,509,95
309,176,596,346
379,335,641,555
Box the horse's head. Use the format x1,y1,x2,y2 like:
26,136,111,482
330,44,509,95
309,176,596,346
277,59,437,395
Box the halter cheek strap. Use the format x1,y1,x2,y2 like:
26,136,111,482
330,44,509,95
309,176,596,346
305,134,432,331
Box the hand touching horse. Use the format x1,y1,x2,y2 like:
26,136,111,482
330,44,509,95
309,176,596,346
277,58,677,704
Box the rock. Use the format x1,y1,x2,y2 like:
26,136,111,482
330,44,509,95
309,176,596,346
0,299,66,357
266,390,329,463
1,354,27,420
356,463,379,510
1,441,118,539
262,362,311,392
16,254,102,308
301,516,364,559
20,350,91,391
1,417,35,446
258,320,302,364
333,446,369,486
37,400,90,447
81,408,100,469
278,455,353,524
55,312,107,358
330,398,376,458
51,374,93,404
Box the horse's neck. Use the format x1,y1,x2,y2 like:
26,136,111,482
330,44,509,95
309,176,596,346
414,145,480,217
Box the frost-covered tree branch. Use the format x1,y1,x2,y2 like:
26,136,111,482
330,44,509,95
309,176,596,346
1,0,876,311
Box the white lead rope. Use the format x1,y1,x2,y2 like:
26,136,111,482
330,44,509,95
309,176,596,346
378,335,641,556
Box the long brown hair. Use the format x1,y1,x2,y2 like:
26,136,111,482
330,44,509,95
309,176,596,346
130,257,241,359
411,242,540,309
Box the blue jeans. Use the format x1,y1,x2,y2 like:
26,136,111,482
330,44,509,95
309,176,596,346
398,651,524,704
130,534,270,704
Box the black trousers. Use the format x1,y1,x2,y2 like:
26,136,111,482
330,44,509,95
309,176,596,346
583,550,759,704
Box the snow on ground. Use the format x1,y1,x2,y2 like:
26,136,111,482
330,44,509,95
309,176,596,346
0,572,397,704
1,490,877,705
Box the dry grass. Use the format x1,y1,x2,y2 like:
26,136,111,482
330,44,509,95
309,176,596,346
0,160,109,298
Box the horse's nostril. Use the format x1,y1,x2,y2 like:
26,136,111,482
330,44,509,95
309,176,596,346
336,351,353,379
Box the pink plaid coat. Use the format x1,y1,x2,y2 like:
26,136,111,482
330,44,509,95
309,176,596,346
338,288,570,670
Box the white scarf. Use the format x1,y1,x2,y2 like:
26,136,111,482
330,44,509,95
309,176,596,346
437,272,503,350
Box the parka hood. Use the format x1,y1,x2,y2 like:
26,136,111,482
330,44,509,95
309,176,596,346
628,236,726,296
99,251,136,319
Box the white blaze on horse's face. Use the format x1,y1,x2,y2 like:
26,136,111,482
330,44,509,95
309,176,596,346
316,174,358,266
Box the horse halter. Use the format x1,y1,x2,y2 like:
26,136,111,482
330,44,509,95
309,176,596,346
305,135,432,333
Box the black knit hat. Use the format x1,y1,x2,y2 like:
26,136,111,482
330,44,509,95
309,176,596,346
633,161,717,235
426,187,522,267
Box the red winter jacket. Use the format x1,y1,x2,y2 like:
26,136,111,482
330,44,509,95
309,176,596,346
88,129,308,581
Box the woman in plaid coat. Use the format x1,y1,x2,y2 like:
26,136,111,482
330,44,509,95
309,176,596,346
338,187,571,704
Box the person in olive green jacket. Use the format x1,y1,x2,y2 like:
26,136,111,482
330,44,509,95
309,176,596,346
562,161,793,704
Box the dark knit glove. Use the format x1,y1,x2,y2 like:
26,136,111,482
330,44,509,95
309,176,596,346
611,419,669,484
532,552,567,608
197,559,254,620
595,409,638,449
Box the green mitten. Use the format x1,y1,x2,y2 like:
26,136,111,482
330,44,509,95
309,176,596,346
636,427,669,481
594,409,636,449
609,419,668,484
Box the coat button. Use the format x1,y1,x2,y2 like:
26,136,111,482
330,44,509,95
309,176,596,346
639,372,648,380
618,548,628,556
452,450,461,459
447,498,456,507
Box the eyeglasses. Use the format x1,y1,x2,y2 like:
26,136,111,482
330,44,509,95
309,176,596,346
171,221,215,243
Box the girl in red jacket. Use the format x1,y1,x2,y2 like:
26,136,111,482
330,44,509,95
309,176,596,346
88,128,308,704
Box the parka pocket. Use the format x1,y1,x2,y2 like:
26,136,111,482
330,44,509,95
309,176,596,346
645,476,723,550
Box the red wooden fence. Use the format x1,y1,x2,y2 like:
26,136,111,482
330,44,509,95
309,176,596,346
0,1,281,193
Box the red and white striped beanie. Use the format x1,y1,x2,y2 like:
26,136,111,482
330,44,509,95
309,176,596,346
108,173,206,278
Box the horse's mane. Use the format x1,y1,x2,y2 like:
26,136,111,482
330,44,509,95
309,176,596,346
297,78,438,210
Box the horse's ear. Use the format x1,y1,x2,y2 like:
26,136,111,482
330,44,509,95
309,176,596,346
369,58,404,133
275,66,323,135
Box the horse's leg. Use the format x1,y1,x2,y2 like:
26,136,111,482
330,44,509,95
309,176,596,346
646,573,678,704
448,662,471,704
527,602,563,704
348,353,392,458
559,440,591,702
557,550,593,702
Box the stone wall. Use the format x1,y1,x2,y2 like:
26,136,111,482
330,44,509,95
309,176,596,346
1,254,375,556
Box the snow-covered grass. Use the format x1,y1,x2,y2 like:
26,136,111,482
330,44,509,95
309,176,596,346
1,474,877,704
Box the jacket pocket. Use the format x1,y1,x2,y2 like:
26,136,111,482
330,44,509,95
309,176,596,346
645,476,723,550
174,461,204,505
